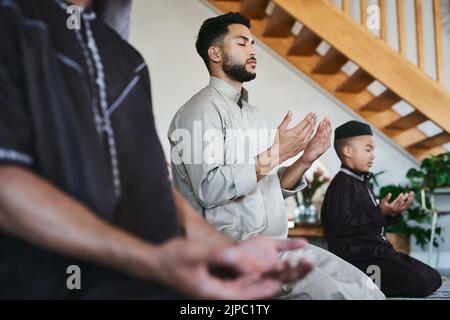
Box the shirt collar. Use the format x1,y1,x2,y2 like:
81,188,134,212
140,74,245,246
209,77,249,105
339,164,373,182
54,0,96,19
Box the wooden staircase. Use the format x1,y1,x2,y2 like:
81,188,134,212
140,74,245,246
205,0,450,160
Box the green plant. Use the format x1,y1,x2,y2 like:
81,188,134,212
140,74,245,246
407,152,450,191
378,152,449,249
368,170,386,189
379,185,442,249
301,169,330,204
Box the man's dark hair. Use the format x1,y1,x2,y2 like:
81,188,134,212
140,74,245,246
196,12,251,71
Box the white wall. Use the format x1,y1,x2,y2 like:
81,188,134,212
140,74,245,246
129,0,449,267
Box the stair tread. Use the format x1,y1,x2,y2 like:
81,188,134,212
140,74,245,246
336,69,374,93
263,5,295,37
385,111,427,131
407,132,450,150
241,0,269,19
409,146,448,160
207,0,450,161
360,90,401,112
288,27,322,56
312,48,347,74
269,0,450,135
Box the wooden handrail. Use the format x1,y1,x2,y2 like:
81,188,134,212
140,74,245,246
397,0,406,55
273,0,450,133
433,0,444,84
207,0,449,159
361,0,367,27
342,0,349,15
380,0,387,41
415,0,425,71
335,0,445,89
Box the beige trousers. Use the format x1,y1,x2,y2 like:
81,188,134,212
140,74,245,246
277,244,386,300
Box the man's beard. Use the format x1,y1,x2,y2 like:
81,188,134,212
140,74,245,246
222,53,257,83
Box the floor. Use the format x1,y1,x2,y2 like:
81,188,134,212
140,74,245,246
425,276,450,299
425,269,450,300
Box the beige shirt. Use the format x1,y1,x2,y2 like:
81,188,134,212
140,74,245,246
168,77,306,240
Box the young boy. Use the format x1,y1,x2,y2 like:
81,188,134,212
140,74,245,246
321,120,442,297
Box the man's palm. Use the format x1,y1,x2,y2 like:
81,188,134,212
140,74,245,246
302,118,332,164
157,239,282,300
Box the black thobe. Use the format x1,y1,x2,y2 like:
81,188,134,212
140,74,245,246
0,0,182,299
321,165,441,297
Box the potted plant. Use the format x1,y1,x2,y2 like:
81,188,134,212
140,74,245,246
379,185,441,254
377,152,449,254
407,152,450,213
296,168,330,224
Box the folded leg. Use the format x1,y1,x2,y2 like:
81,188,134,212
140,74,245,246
351,252,442,298
278,244,386,300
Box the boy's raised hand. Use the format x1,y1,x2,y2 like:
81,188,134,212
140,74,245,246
379,191,415,216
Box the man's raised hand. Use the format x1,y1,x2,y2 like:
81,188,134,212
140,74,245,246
274,111,318,163
301,117,332,165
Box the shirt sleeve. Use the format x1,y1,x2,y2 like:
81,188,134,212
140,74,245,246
0,11,34,168
385,213,401,226
323,180,383,236
168,100,257,209
277,166,307,199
